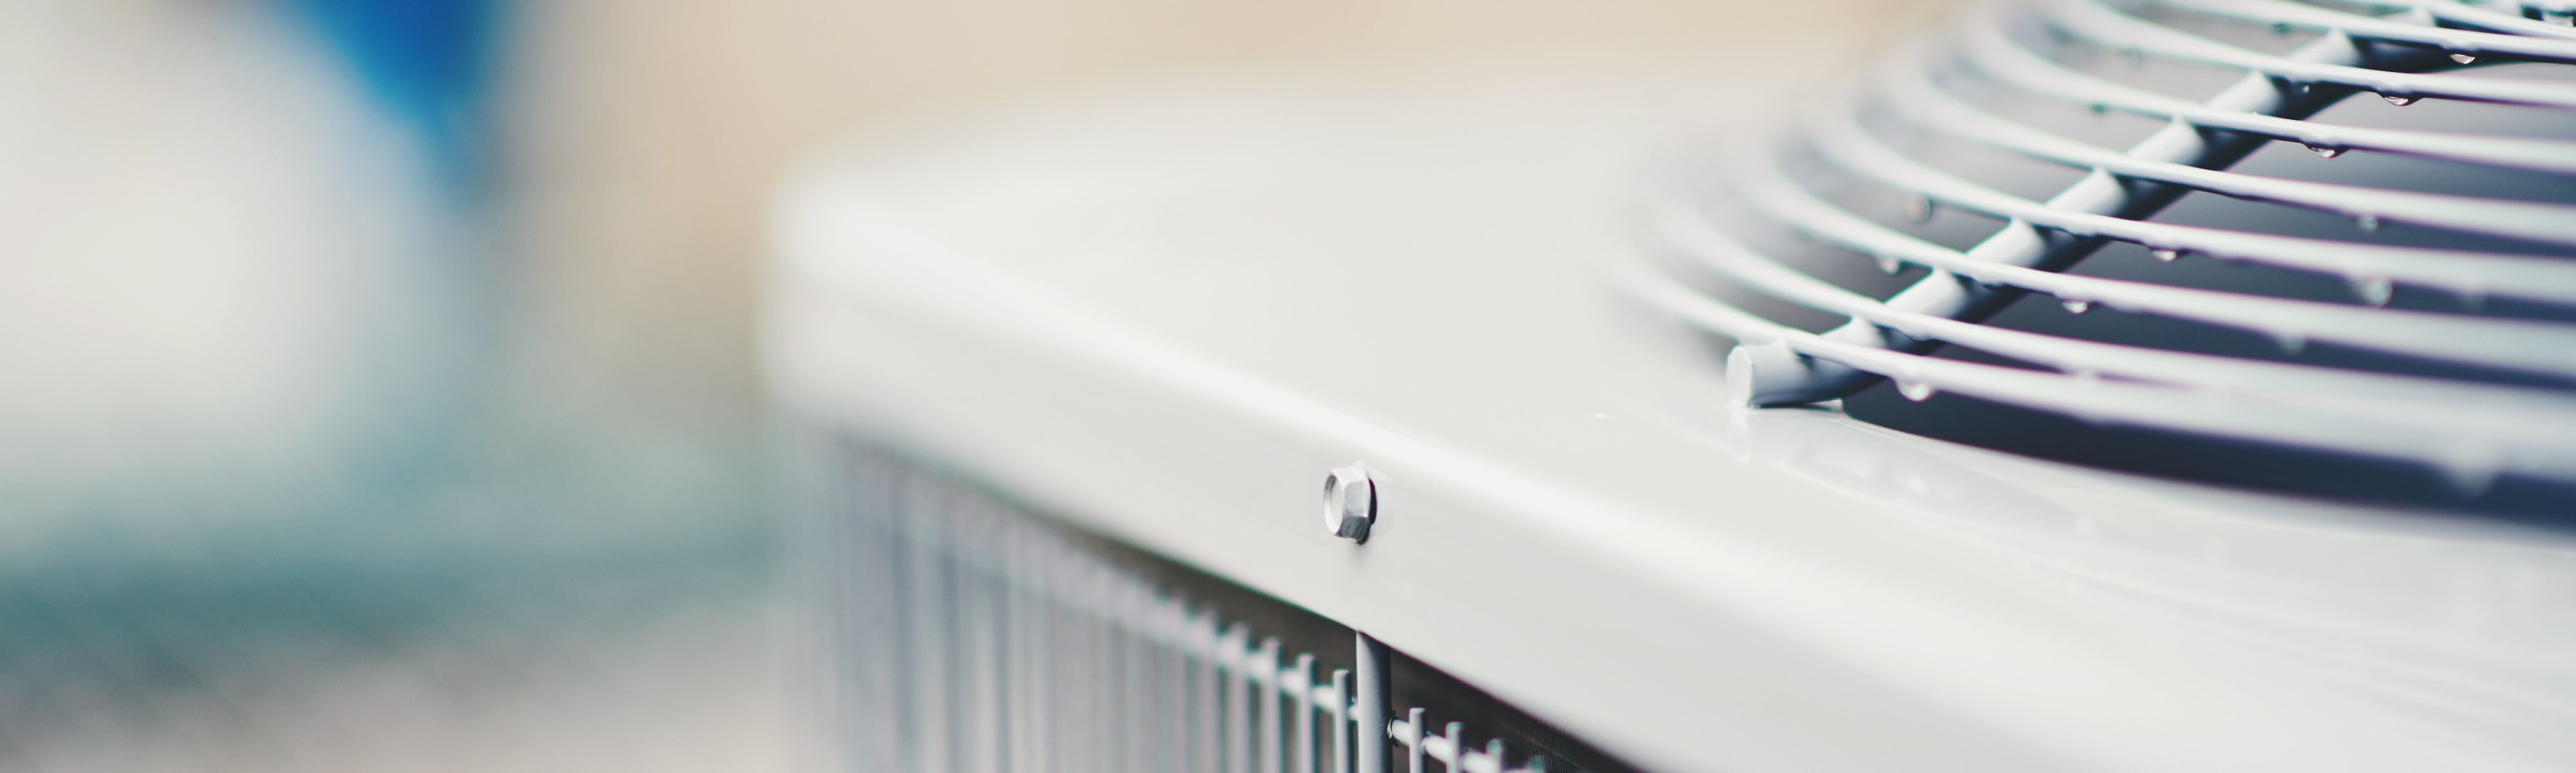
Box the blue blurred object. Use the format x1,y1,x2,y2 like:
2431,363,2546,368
285,0,499,180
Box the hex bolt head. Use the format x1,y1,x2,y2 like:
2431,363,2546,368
1321,463,1376,542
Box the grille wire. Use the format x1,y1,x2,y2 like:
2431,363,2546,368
1631,0,2576,493
825,445,1596,773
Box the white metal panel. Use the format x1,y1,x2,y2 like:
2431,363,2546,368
766,61,2576,773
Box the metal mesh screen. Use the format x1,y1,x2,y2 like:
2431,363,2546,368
809,441,1635,773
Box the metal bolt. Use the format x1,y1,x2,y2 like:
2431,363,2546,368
1321,463,1376,542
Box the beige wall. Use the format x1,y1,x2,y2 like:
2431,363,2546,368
494,0,1942,415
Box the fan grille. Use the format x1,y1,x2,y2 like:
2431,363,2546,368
1633,0,2576,498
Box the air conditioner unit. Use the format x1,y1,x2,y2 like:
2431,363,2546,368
766,3,2576,771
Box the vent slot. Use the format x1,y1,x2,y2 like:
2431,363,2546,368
811,440,1642,773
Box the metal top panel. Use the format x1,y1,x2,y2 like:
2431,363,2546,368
766,57,2576,773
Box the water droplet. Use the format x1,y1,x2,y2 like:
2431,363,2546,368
2150,248,2182,262
1904,195,1936,223
2274,331,2307,354
2451,52,2478,64
2438,446,2501,497
2356,214,2381,233
2087,102,2107,117
1897,380,1936,402
2060,298,2092,314
2271,21,2292,35
2306,144,2344,158
2380,93,2418,106
1875,255,1902,274
2349,275,2394,307
2458,289,2488,311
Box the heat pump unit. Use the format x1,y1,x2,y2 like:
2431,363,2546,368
767,3,2576,771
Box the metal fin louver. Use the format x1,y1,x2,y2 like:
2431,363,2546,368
1629,0,2576,496
815,442,1633,773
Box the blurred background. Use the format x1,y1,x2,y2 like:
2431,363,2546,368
0,1,1924,769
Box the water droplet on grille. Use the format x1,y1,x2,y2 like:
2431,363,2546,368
2356,214,2381,233
1875,255,1902,274
1904,195,1936,223
2150,248,2181,262
1897,380,1936,401
2439,445,2502,497
2274,331,2307,354
2451,52,2479,64
2060,298,2092,314
2349,275,2394,307
2306,144,2344,158
2380,93,2418,106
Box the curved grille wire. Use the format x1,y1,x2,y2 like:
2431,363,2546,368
1631,0,2576,493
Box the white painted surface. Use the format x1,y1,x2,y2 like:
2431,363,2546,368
768,61,2576,773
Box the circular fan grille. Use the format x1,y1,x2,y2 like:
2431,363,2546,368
1633,0,2576,506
